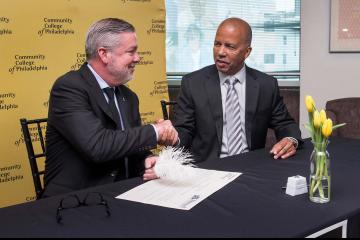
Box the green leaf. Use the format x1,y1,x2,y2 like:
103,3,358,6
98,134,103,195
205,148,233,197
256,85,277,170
332,123,346,131
304,124,313,134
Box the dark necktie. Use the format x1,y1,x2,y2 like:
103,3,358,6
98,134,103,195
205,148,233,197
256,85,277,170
103,87,123,130
103,87,129,179
114,88,129,130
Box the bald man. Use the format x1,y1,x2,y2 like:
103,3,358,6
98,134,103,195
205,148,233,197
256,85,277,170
174,18,302,163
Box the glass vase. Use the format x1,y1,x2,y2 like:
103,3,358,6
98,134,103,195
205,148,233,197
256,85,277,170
309,142,331,203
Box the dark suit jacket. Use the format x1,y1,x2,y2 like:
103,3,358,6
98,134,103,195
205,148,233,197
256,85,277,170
43,64,157,197
174,65,302,163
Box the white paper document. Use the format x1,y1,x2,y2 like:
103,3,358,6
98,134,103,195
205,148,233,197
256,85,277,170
116,168,241,210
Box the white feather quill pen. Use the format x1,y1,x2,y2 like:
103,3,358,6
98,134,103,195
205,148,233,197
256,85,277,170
154,147,196,182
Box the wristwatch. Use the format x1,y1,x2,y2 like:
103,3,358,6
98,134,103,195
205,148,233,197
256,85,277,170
286,137,299,149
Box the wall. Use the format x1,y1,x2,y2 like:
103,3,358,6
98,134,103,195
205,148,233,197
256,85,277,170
300,0,360,137
0,0,167,208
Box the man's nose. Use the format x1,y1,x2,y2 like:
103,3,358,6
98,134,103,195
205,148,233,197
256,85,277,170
134,52,140,63
217,46,226,57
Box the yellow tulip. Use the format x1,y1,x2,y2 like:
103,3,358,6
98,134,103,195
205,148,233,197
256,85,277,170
322,119,333,138
313,110,321,128
320,110,327,124
305,95,315,113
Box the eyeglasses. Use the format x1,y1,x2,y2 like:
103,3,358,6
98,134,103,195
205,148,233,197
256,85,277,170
56,192,111,224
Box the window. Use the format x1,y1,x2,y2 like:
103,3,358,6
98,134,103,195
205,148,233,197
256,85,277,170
283,54,287,65
166,0,300,86
283,35,287,45
264,54,275,64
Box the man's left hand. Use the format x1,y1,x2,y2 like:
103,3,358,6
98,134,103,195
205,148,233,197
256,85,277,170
143,156,159,181
270,138,297,160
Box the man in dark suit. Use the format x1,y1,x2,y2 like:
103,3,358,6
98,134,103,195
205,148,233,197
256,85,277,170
174,18,302,163
43,18,177,197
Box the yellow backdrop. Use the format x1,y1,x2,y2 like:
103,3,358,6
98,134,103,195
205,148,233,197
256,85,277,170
0,0,168,208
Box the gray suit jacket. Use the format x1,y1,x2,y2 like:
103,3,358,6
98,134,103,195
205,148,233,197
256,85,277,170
43,64,157,197
174,65,302,163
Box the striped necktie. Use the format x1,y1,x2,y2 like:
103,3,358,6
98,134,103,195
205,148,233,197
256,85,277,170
225,77,245,156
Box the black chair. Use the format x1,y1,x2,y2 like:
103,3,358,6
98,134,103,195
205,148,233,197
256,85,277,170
160,100,177,120
20,118,47,199
326,98,360,139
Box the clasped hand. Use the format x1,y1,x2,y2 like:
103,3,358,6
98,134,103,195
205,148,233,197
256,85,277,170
154,119,179,146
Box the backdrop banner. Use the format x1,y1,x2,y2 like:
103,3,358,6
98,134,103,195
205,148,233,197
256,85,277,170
0,0,167,208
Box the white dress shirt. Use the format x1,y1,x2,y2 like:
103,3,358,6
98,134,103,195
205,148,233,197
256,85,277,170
219,66,249,158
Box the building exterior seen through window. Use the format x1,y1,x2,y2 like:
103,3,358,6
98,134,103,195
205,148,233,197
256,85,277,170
166,0,300,83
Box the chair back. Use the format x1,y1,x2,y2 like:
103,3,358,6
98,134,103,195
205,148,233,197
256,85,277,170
326,98,360,139
160,100,177,120
20,118,47,199
265,89,300,148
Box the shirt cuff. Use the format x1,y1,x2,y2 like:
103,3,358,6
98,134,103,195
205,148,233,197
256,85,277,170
286,137,299,149
151,124,159,141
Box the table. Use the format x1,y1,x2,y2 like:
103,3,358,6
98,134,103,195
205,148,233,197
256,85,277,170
0,138,360,237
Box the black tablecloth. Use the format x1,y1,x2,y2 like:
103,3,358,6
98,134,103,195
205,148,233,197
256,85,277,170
0,138,360,237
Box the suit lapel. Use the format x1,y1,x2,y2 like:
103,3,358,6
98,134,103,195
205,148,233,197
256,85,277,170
79,64,118,126
245,68,259,149
204,66,223,146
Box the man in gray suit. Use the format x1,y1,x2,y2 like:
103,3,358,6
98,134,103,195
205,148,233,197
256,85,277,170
43,18,177,197
175,18,302,163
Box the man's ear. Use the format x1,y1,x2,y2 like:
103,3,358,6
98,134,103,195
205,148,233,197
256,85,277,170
97,47,109,64
245,46,252,59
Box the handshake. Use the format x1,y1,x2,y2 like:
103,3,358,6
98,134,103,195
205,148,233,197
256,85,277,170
154,119,179,146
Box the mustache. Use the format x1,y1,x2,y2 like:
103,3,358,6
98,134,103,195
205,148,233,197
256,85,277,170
216,59,230,64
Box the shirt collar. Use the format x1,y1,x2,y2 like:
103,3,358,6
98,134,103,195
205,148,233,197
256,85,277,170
87,63,111,90
219,65,246,85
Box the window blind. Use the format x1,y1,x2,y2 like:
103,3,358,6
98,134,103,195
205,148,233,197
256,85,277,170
166,0,300,76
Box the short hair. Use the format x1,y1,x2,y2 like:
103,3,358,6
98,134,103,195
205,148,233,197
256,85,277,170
219,18,252,46
85,18,135,60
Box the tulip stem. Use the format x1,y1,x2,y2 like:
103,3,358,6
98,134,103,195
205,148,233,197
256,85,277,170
310,145,330,201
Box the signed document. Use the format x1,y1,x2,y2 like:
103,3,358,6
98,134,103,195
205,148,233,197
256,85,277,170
116,168,241,210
